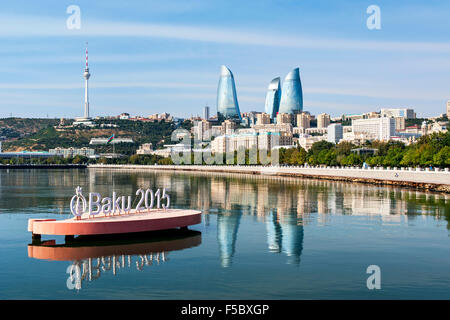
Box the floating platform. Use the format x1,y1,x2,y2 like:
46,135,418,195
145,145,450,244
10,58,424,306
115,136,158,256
28,230,202,261
28,209,202,238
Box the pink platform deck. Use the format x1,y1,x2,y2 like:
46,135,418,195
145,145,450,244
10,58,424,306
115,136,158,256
28,209,202,237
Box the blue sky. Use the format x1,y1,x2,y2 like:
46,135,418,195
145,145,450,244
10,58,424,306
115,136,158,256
0,0,449,118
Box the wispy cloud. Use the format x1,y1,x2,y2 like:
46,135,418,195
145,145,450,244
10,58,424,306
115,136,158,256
0,81,215,90
1,5,448,118
0,79,446,102
305,86,445,101
2,13,450,53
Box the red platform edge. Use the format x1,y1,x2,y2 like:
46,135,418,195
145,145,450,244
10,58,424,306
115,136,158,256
28,209,202,236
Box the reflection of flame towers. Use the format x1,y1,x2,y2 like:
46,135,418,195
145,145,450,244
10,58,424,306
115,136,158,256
266,211,304,265
266,210,282,253
217,213,242,267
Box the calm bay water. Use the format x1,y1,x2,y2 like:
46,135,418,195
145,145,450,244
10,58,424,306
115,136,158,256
0,168,449,299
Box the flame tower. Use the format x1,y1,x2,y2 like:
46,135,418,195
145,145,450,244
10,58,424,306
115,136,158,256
278,68,303,115
83,42,91,119
216,65,242,121
264,77,281,120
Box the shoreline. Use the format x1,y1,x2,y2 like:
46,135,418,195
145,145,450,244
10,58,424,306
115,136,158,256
0,164,87,169
88,164,450,194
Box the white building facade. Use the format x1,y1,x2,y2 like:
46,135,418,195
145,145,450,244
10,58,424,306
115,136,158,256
352,117,396,141
49,147,95,158
327,123,343,144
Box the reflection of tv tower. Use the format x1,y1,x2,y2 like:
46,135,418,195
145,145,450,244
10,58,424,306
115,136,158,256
83,42,91,119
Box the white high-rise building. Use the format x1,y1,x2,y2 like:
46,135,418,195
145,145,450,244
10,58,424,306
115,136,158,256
327,123,343,144
447,101,450,118
352,117,396,141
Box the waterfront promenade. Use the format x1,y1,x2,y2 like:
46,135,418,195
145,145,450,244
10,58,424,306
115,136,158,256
89,164,450,192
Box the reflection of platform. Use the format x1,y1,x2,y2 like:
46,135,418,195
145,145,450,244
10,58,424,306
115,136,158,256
28,209,201,237
28,230,202,261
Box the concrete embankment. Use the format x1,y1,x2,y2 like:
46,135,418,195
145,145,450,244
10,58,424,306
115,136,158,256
0,164,87,169
88,164,450,193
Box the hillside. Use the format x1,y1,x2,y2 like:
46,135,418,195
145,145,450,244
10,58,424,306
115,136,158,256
0,118,60,141
1,118,182,155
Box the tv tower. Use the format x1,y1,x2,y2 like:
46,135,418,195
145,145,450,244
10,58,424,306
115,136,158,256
83,42,91,119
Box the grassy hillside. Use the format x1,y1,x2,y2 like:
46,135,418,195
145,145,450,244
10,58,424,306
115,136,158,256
1,118,181,154
0,118,60,140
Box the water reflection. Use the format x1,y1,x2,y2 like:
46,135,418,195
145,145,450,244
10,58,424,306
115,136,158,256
5,168,450,272
266,210,282,253
217,213,241,267
266,210,304,265
28,230,201,290
2,168,447,298
93,169,449,228
2,169,449,224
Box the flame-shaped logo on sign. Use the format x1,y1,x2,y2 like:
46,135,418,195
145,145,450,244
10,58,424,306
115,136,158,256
70,186,87,217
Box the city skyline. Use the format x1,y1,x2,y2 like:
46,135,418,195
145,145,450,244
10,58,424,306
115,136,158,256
1,1,450,118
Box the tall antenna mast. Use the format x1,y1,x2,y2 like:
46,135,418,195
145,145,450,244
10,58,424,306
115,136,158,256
83,41,91,119
85,42,88,69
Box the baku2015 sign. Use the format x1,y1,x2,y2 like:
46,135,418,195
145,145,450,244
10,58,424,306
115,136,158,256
70,186,170,217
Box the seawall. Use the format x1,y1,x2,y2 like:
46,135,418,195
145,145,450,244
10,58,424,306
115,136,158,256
0,164,87,169
88,164,450,193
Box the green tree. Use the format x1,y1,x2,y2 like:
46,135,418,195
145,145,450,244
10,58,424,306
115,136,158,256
288,147,307,165
341,153,362,166
72,155,87,164
433,146,450,167
335,141,355,156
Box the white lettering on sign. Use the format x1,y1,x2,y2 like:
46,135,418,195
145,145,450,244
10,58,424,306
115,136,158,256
70,186,87,216
88,192,101,215
70,186,170,217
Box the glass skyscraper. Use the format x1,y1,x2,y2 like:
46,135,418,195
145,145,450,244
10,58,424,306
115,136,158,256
217,65,242,120
264,77,281,119
278,68,303,115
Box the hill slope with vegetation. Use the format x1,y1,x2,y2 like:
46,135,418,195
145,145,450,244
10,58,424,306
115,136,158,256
1,118,182,155
0,118,60,141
